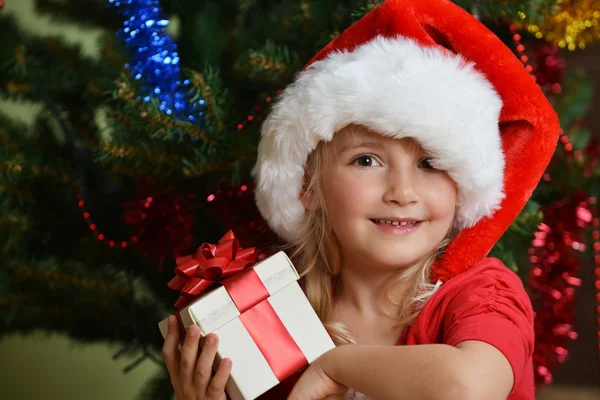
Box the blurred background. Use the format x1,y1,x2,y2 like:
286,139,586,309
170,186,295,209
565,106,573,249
0,0,599,399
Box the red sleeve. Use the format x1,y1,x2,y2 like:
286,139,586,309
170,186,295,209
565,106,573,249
442,259,535,393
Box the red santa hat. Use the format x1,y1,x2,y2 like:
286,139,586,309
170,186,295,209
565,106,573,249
252,0,559,281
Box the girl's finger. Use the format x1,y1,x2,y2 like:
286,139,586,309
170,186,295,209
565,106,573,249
194,333,220,393
161,315,181,376
180,325,201,387
206,358,232,399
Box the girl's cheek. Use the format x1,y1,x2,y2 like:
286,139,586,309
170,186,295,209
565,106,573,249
328,174,374,212
423,179,457,215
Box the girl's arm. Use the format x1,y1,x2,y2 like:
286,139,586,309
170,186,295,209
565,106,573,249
321,340,513,400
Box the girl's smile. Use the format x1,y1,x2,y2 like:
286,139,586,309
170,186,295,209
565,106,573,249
370,219,423,235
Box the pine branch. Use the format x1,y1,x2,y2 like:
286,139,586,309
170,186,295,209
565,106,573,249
185,66,229,135
490,200,543,279
0,151,76,187
348,0,557,25
109,75,219,144
350,0,384,22
101,75,251,179
0,112,79,194
532,69,596,201
0,213,31,253
553,69,595,127
0,112,84,252
1,258,127,339
0,257,163,346
540,149,590,198
454,0,557,24
0,139,118,263
234,40,302,85
0,154,38,252
0,110,88,254
0,15,114,106
95,140,184,177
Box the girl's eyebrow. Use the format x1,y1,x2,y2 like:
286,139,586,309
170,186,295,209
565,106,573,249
338,140,385,154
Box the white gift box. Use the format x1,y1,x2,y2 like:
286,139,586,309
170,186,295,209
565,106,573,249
159,251,336,400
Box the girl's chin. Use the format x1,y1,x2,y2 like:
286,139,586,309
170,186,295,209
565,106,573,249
364,253,424,271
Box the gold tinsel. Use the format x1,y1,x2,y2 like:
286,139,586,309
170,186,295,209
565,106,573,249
516,0,600,50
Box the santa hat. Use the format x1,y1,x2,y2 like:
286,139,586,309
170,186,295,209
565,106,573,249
252,0,559,281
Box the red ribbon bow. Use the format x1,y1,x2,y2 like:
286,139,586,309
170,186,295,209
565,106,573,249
167,230,258,308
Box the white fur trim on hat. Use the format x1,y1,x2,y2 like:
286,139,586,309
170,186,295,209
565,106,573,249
252,35,505,242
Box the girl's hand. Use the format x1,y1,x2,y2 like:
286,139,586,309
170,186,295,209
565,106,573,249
287,353,348,400
162,315,233,400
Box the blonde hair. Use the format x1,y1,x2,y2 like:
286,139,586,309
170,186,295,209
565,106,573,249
288,134,454,345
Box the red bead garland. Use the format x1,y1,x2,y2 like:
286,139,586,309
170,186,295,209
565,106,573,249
73,186,135,248
509,25,571,156
509,25,566,95
559,128,574,154
235,90,282,132
510,24,536,76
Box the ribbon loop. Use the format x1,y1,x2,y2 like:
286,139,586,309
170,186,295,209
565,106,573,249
167,230,258,308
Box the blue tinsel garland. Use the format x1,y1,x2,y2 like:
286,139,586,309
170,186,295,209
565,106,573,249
108,0,206,126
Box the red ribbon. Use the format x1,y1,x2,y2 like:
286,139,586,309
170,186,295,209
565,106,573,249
222,268,308,382
167,230,258,308
240,296,308,381
168,231,308,382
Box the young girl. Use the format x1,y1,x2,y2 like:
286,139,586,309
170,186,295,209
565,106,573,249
161,0,560,399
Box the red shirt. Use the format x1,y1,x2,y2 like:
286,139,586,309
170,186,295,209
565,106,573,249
259,257,535,399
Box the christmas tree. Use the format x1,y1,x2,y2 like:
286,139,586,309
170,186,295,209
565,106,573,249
1,0,599,398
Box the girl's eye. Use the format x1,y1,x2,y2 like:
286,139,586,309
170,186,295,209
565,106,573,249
419,157,436,170
351,155,380,167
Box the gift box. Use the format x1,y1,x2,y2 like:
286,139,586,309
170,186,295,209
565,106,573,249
159,231,336,400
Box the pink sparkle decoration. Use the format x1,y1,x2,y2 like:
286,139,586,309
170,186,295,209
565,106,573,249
528,195,593,387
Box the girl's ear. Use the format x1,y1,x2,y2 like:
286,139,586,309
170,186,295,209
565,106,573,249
300,187,320,210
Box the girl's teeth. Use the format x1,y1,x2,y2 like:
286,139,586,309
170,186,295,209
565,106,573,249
376,220,416,226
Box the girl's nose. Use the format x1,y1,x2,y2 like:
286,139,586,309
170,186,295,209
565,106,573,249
382,168,420,206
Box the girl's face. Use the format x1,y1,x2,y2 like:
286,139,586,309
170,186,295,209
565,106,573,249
318,125,457,272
